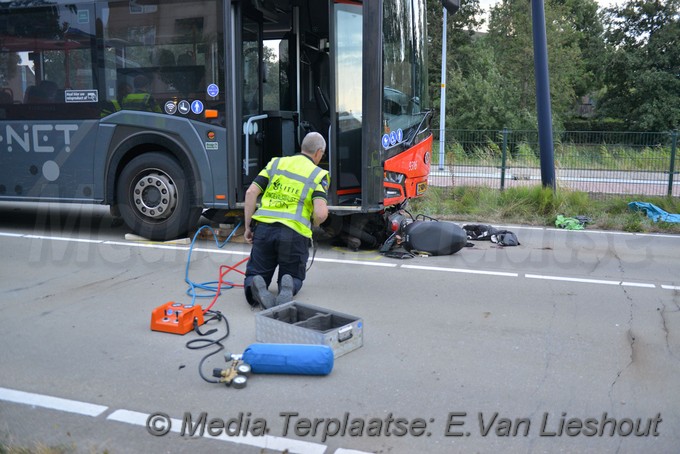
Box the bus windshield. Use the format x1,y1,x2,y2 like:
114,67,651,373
382,0,429,154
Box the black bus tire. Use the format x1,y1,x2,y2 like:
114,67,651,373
116,152,200,241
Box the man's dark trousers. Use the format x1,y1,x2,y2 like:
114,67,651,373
244,222,310,305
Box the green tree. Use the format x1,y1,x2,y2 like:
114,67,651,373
553,0,606,99
262,44,281,110
429,0,604,131
599,0,680,131
445,38,522,130
426,0,485,129
484,0,585,131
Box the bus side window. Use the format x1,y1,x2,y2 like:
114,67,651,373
24,81,59,104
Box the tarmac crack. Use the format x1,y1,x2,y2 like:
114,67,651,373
72,269,129,291
658,300,680,359
659,304,671,356
528,293,559,428
609,286,636,403
3,273,70,294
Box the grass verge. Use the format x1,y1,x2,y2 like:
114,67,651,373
410,185,680,234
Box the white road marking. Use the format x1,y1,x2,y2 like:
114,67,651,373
1,387,373,454
525,274,656,288
487,224,680,239
1,230,676,291
0,386,107,417
315,257,397,267
107,409,328,454
0,232,24,238
620,281,657,288
401,264,518,277
24,234,102,244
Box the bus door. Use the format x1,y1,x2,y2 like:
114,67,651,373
240,12,266,187
236,0,299,195
233,0,383,213
328,0,383,212
294,0,369,209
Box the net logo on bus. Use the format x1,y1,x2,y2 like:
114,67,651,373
1,124,78,153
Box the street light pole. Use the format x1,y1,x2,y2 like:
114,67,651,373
438,8,447,171
531,0,556,190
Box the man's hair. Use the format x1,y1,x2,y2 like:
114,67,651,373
301,132,326,155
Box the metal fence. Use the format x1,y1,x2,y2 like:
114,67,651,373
429,129,679,197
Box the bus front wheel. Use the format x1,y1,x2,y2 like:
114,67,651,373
116,152,200,241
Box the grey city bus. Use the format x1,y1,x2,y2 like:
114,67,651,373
0,0,455,241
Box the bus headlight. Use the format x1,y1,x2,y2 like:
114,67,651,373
384,187,402,199
384,171,405,184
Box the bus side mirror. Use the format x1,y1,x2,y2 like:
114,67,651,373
441,0,460,14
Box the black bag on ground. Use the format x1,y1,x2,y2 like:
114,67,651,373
491,230,520,246
403,221,468,256
463,224,498,240
463,224,520,246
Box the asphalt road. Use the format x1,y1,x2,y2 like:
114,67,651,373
1,202,679,454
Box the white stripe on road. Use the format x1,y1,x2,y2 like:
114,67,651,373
401,264,518,277
620,281,657,288
107,409,328,454
525,274,656,288
0,232,24,238
315,257,397,267
24,234,103,244
0,386,107,417
1,387,372,454
2,230,678,291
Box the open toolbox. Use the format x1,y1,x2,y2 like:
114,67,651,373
255,301,363,358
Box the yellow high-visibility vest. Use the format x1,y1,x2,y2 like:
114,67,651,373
100,99,121,117
253,155,329,238
121,92,160,112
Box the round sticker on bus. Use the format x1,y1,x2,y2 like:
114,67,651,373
191,100,204,115
164,101,177,115
178,100,190,115
207,84,219,98
382,134,390,149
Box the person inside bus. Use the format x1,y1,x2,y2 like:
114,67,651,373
242,132,330,309
122,75,160,112
117,82,132,105
101,82,133,117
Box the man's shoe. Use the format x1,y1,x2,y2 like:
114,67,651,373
252,275,275,309
275,274,295,305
